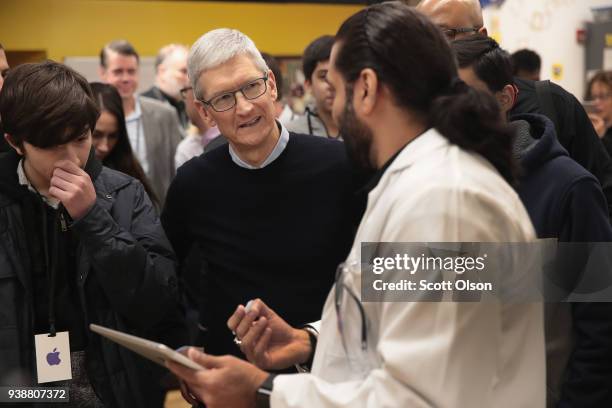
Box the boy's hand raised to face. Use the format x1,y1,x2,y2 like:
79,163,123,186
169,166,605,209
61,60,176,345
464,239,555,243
49,160,96,220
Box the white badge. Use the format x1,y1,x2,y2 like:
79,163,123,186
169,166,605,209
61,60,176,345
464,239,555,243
34,331,72,383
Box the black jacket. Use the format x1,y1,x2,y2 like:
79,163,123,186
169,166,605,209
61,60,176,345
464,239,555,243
0,150,186,407
512,78,612,219
512,113,612,242
511,114,612,408
141,86,189,130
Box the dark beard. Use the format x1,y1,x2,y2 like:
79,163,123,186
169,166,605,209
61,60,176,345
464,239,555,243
338,87,376,173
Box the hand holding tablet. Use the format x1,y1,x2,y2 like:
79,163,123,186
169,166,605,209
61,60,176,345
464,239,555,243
89,324,205,371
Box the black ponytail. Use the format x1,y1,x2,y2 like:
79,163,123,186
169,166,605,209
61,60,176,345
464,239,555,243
430,80,517,183
335,1,517,184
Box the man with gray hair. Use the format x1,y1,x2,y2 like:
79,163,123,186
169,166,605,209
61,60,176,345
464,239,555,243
161,28,363,358
143,44,190,129
417,0,486,40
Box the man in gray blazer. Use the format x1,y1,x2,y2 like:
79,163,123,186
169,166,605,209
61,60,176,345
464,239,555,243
99,39,183,205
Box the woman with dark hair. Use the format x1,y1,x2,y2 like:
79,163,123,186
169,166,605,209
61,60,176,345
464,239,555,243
586,71,612,155
89,82,158,204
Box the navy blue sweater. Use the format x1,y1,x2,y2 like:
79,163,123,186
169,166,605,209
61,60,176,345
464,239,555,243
162,133,364,356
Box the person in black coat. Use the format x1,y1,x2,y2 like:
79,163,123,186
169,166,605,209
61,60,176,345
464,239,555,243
418,0,612,219
453,35,612,408
0,61,187,407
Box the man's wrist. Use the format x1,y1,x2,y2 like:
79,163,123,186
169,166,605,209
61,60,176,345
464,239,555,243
292,328,314,365
255,373,277,408
294,326,317,372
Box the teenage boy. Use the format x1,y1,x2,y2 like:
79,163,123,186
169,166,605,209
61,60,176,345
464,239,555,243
0,61,185,407
287,35,340,139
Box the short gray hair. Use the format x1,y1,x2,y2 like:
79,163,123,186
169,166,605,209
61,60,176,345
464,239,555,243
188,28,268,100
155,43,189,71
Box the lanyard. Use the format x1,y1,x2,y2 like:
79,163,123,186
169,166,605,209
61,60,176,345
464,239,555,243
307,109,314,136
40,200,60,337
25,163,67,338
37,196,68,337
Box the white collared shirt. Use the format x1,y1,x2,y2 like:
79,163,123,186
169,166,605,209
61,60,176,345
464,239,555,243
228,121,289,169
125,96,149,175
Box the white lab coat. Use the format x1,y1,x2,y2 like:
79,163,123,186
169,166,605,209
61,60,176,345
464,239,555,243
271,129,545,408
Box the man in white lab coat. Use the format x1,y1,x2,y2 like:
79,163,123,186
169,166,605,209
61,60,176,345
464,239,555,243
166,3,546,407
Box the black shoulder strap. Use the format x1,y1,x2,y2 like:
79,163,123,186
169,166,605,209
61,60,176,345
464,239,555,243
535,80,561,136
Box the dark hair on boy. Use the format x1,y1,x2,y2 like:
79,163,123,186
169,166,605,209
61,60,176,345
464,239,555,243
511,49,541,76
100,39,140,68
452,35,514,92
261,52,284,98
0,60,100,149
334,2,517,183
302,35,334,81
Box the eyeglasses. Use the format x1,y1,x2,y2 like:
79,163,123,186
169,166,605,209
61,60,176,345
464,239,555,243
441,27,480,40
198,74,269,112
591,93,611,102
179,86,193,100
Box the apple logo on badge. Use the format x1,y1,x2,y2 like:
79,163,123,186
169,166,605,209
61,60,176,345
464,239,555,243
46,348,61,366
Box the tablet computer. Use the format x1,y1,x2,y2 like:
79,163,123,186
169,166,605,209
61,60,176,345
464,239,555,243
90,323,204,371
